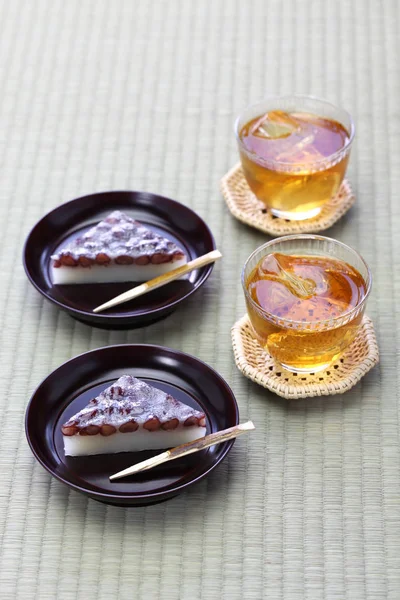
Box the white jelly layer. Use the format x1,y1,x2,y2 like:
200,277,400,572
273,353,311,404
51,257,187,285
63,426,206,456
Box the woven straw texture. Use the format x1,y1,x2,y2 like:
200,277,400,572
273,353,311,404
232,314,379,399
221,163,355,235
0,1,399,599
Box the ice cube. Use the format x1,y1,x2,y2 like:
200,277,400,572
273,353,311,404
259,253,316,299
275,132,326,163
249,280,296,316
260,253,293,276
251,110,300,139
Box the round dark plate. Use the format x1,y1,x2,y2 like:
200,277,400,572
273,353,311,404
25,345,239,506
23,191,216,328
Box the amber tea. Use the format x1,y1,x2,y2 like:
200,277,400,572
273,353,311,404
245,251,367,372
236,98,354,220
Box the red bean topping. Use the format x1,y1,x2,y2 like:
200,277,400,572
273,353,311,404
115,255,134,265
78,256,93,267
82,425,100,435
95,253,110,265
161,418,179,431
119,421,139,433
143,417,161,431
151,253,170,264
135,255,150,265
60,254,78,267
100,425,116,436
61,425,78,436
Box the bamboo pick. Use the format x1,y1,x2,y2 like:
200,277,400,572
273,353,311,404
109,421,255,481
93,249,222,313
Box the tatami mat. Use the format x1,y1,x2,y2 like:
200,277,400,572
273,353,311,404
0,0,399,598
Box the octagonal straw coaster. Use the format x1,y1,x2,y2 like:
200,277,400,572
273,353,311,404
221,163,355,236
231,314,379,399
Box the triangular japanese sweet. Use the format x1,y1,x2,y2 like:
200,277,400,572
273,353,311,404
51,210,187,284
62,375,207,456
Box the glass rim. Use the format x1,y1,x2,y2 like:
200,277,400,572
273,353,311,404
234,94,356,170
241,234,372,328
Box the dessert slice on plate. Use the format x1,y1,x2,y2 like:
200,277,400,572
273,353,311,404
62,375,206,456
51,210,187,284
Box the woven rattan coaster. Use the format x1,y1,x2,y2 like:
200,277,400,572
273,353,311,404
231,314,379,399
221,163,355,236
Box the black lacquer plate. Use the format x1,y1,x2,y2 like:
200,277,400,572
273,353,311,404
25,345,239,506
23,191,216,328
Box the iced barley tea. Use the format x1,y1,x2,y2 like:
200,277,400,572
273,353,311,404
245,252,367,372
236,98,354,220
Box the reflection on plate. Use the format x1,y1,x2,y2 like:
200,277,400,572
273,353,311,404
23,191,216,328
25,344,239,506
